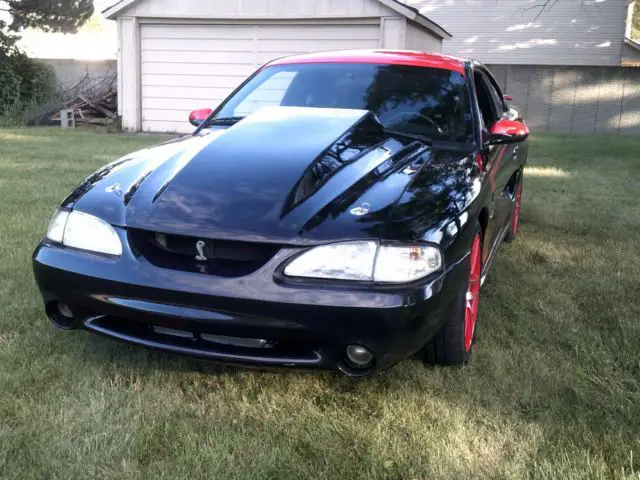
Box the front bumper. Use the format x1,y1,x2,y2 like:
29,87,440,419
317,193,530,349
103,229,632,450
32,234,469,375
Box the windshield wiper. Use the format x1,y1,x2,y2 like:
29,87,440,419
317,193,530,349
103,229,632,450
204,116,245,127
384,129,433,145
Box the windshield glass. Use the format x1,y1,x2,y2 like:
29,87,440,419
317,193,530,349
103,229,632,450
212,63,473,143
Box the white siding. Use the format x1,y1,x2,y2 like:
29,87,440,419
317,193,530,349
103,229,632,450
404,0,628,66
140,22,381,133
123,0,390,19
381,17,406,48
405,20,441,52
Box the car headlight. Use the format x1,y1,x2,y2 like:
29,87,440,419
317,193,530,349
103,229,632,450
46,209,122,257
283,241,442,283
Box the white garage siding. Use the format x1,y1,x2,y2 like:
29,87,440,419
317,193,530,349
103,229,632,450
140,22,381,133
405,20,441,52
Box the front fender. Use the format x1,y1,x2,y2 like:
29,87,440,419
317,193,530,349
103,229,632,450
59,135,216,226
382,153,484,265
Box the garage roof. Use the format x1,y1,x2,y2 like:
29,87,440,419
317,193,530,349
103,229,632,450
102,0,452,40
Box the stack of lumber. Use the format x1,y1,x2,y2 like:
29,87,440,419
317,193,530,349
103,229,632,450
50,73,118,126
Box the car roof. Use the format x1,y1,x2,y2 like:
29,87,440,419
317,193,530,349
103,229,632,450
267,49,467,75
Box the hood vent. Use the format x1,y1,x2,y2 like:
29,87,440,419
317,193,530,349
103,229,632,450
287,114,387,211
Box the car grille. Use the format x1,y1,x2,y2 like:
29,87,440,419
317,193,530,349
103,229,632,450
128,230,281,277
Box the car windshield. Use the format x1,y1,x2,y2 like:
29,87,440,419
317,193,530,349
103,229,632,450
211,63,473,144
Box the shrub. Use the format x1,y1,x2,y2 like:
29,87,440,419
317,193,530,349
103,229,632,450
12,53,57,104
0,50,57,123
0,56,21,116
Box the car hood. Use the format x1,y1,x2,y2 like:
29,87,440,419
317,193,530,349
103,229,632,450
66,107,470,245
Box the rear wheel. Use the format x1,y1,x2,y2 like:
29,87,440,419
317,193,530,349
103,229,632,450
505,177,523,242
423,227,482,366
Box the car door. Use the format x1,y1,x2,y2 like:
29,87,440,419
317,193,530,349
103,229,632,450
483,69,523,236
473,69,517,259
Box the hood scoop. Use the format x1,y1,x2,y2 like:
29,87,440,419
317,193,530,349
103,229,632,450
283,113,388,214
125,107,374,243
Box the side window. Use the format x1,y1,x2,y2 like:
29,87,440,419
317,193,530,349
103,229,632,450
484,73,506,118
474,73,497,128
233,71,297,117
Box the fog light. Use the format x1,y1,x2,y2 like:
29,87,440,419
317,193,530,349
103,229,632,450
46,301,76,330
58,303,74,319
345,345,374,367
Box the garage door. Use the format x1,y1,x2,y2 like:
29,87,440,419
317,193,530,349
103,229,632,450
140,22,381,132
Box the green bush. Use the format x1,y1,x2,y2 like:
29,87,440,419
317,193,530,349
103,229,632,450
0,57,21,116
12,53,56,104
0,96,60,127
0,50,57,122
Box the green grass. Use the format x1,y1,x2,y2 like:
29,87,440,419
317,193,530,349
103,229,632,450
1,128,639,479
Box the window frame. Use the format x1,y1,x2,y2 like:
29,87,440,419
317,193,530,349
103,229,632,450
484,74,507,118
473,72,497,128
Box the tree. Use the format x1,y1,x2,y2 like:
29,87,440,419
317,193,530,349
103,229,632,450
633,1,640,40
0,1,93,119
521,0,639,39
520,0,593,21
0,1,94,39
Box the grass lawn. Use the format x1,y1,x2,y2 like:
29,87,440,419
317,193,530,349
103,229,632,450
1,128,639,479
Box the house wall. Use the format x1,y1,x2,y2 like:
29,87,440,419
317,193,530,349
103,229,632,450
406,20,442,52
139,21,383,132
405,0,628,66
488,64,640,135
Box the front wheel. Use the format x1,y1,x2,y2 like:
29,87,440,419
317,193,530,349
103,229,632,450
423,227,482,366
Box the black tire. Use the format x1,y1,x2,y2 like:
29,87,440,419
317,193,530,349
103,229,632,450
423,226,482,366
504,176,523,243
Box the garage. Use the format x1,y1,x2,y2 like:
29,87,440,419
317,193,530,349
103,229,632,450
140,22,382,132
104,0,451,133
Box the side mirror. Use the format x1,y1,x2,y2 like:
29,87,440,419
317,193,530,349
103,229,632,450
488,119,529,145
189,108,213,127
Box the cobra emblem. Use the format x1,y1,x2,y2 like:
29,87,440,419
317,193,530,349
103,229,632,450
195,240,208,261
350,202,371,216
105,183,122,196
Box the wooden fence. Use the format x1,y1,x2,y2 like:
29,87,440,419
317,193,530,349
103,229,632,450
489,64,640,135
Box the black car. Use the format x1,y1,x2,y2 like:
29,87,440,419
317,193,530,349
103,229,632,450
33,49,529,376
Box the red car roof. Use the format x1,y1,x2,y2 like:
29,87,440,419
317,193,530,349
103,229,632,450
267,49,467,75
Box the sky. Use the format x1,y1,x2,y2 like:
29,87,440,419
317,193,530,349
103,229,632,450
17,0,117,60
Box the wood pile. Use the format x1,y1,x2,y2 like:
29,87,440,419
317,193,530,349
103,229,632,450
50,73,118,126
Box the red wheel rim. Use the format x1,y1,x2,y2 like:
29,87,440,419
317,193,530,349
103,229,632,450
464,234,482,352
512,181,523,236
